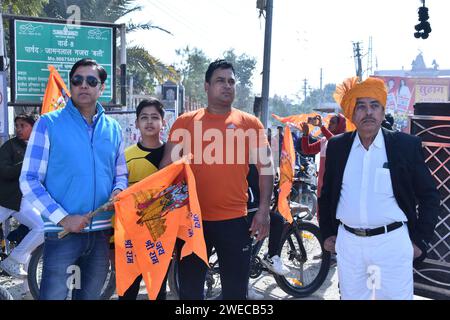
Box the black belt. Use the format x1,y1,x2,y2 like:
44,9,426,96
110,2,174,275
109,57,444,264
341,221,404,237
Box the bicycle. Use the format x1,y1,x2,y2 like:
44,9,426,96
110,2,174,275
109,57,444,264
168,214,330,299
0,219,35,278
27,244,116,300
168,178,330,299
1,218,116,300
290,154,318,221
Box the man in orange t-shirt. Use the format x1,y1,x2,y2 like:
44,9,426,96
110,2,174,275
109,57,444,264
160,59,274,300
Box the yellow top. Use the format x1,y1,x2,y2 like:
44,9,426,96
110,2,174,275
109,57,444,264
111,142,165,244
125,143,164,185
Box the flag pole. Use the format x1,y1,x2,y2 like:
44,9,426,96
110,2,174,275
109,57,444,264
58,200,116,239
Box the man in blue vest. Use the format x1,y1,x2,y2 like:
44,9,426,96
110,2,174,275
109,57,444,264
20,58,128,300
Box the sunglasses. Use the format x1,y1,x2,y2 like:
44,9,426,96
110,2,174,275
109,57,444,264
70,75,101,87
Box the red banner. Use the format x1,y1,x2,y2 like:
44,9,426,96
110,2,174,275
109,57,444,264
374,76,450,131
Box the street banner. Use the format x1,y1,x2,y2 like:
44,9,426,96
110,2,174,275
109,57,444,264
13,19,113,103
374,76,450,131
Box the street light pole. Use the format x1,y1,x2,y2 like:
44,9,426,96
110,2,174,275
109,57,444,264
120,24,127,108
261,0,273,128
0,5,4,72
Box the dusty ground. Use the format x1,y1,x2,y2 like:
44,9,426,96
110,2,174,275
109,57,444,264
0,263,429,300
0,215,429,300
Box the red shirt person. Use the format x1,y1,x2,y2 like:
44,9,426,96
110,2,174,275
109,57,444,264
300,114,347,198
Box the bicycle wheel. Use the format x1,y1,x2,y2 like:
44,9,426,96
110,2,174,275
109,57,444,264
0,285,13,300
27,244,43,300
274,222,330,297
300,191,317,219
204,250,221,300
167,252,180,299
168,248,221,300
27,244,116,300
290,189,317,220
99,262,116,300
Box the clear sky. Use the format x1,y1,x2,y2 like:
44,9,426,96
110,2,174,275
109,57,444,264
121,0,449,101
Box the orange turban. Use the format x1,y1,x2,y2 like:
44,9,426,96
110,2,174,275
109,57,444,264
333,77,387,125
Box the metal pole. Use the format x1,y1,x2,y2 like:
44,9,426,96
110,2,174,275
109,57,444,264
129,76,133,109
261,0,273,128
120,24,127,107
0,7,8,146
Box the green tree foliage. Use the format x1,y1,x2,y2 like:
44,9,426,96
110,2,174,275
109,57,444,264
127,46,179,94
176,46,210,106
299,83,336,112
269,95,302,118
269,83,337,125
43,0,140,22
223,49,257,113
1,0,48,16
1,0,45,62
176,47,257,111
42,0,176,94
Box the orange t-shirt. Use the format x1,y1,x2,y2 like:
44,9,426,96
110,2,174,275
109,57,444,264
169,108,268,221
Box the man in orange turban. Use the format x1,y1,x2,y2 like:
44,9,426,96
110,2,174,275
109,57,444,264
333,76,387,128
319,76,440,299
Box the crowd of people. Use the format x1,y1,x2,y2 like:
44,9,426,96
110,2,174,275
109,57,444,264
0,58,440,300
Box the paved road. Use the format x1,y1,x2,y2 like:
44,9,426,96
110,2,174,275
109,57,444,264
1,263,428,300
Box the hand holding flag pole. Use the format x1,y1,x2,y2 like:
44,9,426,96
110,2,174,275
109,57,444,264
58,199,117,239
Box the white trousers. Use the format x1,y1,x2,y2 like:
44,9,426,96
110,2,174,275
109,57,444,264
336,224,414,300
0,200,44,264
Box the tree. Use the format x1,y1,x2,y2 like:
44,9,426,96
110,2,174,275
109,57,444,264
2,0,48,16
299,83,337,112
269,95,302,118
43,0,140,23
223,49,257,113
127,46,178,94
175,46,210,106
176,47,258,111
2,1,50,46
42,0,176,94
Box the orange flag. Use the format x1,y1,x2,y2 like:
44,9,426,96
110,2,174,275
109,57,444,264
277,126,294,224
114,158,208,300
41,65,70,114
272,113,355,135
272,113,317,131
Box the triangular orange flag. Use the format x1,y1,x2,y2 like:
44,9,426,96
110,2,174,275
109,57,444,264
277,126,294,224
41,65,70,114
272,112,355,136
272,113,317,131
114,158,208,300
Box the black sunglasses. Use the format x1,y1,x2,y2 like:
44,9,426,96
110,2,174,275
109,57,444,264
70,75,100,87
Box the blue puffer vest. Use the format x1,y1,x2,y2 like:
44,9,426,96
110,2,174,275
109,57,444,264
42,99,122,232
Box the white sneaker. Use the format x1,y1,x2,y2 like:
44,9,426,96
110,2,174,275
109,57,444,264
247,285,263,300
0,256,28,279
262,255,290,276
